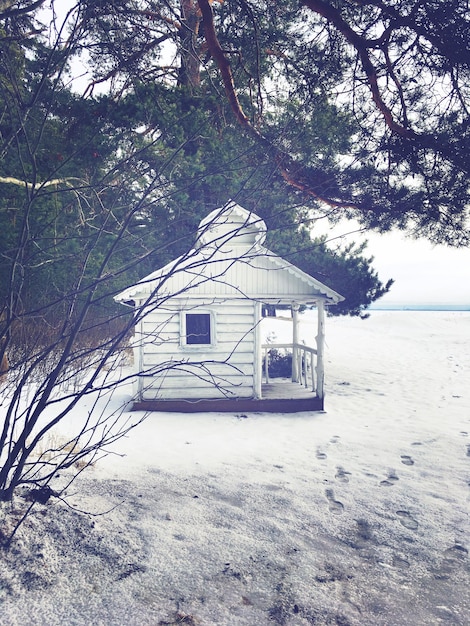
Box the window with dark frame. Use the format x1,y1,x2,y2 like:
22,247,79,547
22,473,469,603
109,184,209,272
185,313,211,345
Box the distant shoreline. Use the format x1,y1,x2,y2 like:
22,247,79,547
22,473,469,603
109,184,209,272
369,304,470,311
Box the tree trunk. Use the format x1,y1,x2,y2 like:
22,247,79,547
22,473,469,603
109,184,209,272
178,0,202,91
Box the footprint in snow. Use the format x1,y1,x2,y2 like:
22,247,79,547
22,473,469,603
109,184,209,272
396,510,418,531
316,449,327,460
325,488,344,514
400,455,415,466
335,466,351,483
442,544,468,570
392,555,410,569
434,543,468,579
380,472,399,486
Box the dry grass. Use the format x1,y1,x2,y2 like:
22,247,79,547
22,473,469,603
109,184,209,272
29,432,96,470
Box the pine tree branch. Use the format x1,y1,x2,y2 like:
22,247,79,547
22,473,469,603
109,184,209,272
301,0,470,176
197,0,366,211
197,0,254,130
302,0,414,139
0,0,46,19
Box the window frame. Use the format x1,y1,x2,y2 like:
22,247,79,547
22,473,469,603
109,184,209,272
180,310,216,349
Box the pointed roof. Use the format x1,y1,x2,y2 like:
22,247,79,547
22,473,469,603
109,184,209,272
115,202,344,306
195,203,267,248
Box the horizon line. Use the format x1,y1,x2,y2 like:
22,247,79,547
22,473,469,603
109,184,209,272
369,303,470,310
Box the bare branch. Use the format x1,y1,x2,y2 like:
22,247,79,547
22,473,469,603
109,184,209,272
0,175,84,189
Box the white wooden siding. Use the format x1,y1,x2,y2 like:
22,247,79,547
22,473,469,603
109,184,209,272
119,243,342,306
137,299,257,400
151,255,313,299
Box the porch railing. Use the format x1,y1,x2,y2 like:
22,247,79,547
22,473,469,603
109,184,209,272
261,343,317,392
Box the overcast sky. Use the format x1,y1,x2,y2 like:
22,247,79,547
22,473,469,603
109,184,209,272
322,224,470,305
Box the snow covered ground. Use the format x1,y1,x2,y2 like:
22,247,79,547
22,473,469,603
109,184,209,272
1,311,469,626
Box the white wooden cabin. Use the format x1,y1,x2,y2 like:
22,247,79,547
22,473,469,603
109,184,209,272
115,202,343,412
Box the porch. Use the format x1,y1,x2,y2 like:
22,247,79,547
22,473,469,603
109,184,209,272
261,341,317,391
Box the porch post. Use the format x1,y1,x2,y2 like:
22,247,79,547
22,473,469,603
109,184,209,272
254,301,262,398
292,303,300,382
316,300,325,403
136,312,144,401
